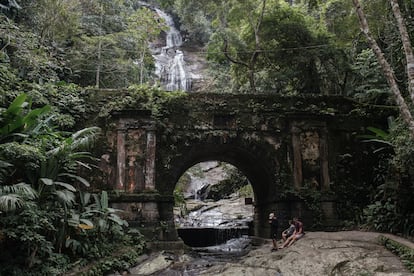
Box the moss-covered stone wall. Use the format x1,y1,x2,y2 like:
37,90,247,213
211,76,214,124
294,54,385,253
86,88,393,240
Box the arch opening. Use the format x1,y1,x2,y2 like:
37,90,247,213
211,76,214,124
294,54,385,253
173,161,255,248
157,141,281,243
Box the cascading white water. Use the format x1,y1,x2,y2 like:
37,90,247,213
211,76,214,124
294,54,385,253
152,8,191,92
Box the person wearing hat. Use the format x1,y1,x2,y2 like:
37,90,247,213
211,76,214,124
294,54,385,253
268,212,279,251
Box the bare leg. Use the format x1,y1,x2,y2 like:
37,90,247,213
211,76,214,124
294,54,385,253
279,235,293,248
287,236,297,247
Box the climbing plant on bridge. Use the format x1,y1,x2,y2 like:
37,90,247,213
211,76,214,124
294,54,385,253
98,85,187,120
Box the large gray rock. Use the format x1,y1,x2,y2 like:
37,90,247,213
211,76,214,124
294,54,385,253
125,231,412,275
198,231,412,276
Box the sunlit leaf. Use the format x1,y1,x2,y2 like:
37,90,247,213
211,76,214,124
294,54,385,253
78,223,94,230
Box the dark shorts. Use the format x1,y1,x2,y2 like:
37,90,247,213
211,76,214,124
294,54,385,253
270,229,278,239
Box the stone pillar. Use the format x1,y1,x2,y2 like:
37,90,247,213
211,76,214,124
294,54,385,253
144,128,156,190
127,156,136,192
320,127,330,191
116,128,126,191
291,126,302,189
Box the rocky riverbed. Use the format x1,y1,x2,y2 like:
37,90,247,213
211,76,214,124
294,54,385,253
124,231,412,276
116,162,413,275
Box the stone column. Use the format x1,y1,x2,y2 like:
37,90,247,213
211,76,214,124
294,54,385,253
320,127,330,191
144,128,156,190
116,127,126,191
291,126,302,189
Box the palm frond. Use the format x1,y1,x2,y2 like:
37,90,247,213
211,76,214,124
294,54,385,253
70,127,101,151
361,139,393,146
0,194,23,212
75,160,93,170
47,127,100,157
71,127,101,140
0,183,37,212
0,183,37,199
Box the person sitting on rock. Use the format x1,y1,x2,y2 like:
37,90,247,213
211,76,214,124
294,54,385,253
279,217,304,249
282,220,295,241
268,212,279,251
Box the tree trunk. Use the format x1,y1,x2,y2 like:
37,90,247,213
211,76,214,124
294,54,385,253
353,0,414,139
390,0,414,105
96,38,102,88
248,66,256,93
95,4,104,89
139,47,147,85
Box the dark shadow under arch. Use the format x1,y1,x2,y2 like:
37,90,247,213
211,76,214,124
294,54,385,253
159,142,279,206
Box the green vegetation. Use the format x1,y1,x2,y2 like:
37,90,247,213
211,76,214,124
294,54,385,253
379,235,414,272
207,168,249,201
238,184,254,198
0,94,145,274
1,0,414,272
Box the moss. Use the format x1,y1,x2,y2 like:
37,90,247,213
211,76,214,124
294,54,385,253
378,235,414,273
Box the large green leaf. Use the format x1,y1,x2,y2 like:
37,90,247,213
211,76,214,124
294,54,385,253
366,126,390,139
108,214,128,226
54,190,75,206
2,93,27,117
54,181,77,192
59,173,90,187
0,93,51,136
40,178,54,186
68,213,80,227
80,191,91,206
101,191,108,209
22,105,51,130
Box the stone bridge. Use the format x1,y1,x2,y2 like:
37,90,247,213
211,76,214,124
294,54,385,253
89,91,389,241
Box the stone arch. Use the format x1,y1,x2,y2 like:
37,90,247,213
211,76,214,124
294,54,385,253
157,136,283,238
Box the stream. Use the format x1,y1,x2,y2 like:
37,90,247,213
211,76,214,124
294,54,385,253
129,236,253,276
152,237,252,276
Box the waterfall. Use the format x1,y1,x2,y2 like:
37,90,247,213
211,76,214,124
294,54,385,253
152,8,191,92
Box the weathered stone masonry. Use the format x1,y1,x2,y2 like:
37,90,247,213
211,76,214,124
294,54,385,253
90,91,390,241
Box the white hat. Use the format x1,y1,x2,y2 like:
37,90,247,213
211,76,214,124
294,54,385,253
268,213,275,219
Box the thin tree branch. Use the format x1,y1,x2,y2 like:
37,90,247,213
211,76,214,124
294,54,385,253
353,0,414,139
223,39,249,68
390,0,414,105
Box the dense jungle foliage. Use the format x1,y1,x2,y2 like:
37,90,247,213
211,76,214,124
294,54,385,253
1,0,414,274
